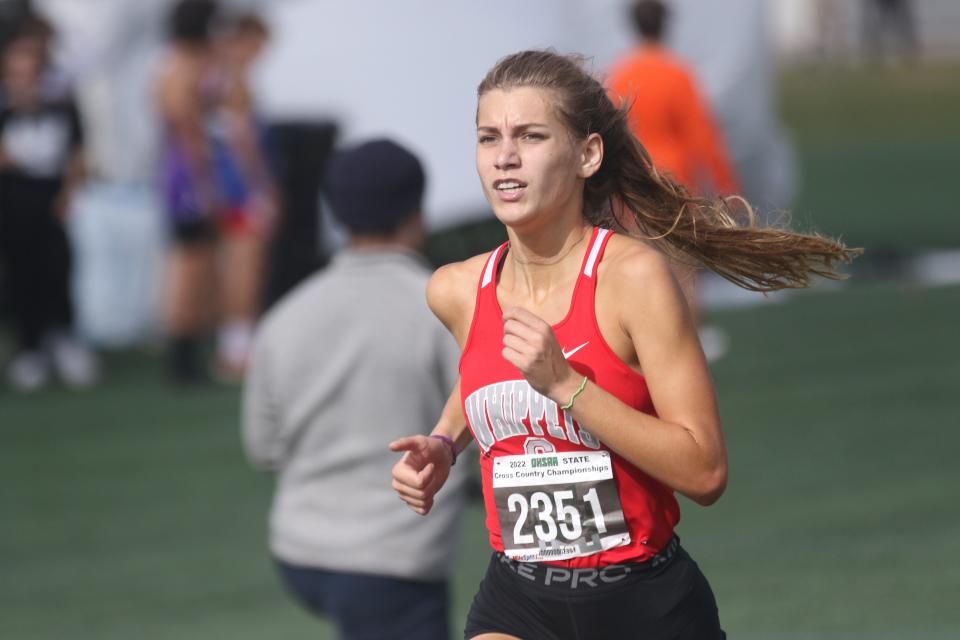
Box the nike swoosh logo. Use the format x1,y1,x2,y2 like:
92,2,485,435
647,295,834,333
562,342,589,359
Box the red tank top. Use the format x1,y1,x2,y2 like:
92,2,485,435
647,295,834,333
459,227,680,567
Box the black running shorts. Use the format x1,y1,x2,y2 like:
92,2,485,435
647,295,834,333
464,540,725,640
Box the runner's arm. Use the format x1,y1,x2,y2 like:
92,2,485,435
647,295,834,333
389,381,468,515
390,256,485,513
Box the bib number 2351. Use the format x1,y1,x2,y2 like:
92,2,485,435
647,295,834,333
493,451,630,562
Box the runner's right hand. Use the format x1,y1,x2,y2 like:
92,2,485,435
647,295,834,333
389,435,452,515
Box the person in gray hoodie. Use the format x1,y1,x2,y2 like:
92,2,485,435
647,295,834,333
242,138,467,640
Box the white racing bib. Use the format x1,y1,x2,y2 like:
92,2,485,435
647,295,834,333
493,450,630,562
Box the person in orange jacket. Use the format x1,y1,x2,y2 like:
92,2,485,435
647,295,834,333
607,0,741,359
607,0,739,197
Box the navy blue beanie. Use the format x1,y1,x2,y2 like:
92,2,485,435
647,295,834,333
323,138,425,235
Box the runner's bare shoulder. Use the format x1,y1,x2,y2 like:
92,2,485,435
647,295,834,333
598,234,683,309
427,252,493,346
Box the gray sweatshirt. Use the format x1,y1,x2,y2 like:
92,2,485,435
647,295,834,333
242,247,467,581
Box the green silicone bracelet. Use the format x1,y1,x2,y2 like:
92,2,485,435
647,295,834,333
559,376,588,411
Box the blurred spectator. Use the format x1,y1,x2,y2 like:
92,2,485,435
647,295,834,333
862,0,919,63
242,139,466,640
154,0,221,383
0,14,98,391
209,10,279,379
155,0,277,383
607,0,740,199
607,0,741,360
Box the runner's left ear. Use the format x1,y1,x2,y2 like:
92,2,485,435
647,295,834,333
578,133,603,179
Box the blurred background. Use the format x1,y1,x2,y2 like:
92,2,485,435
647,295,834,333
1,0,958,638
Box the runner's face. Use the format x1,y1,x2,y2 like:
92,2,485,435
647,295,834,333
476,87,585,230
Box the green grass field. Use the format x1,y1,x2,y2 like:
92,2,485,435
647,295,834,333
780,64,960,251
2,281,958,639
3,63,959,638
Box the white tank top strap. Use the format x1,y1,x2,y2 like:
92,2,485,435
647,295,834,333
481,243,508,289
583,228,611,278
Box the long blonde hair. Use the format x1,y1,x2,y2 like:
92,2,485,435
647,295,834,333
478,50,860,292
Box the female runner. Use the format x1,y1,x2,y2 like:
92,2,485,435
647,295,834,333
390,50,857,640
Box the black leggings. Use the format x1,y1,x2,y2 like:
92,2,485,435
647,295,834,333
465,545,725,640
0,177,73,351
